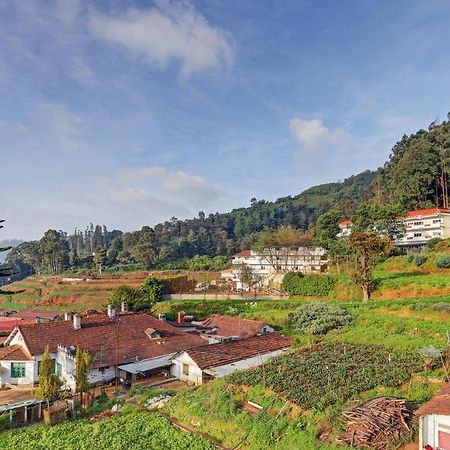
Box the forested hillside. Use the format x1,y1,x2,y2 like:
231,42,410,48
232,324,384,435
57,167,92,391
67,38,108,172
6,114,450,275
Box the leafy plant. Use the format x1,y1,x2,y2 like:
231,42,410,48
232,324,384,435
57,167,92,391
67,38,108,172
436,255,450,268
414,255,427,266
288,303,354,335
282,273,336,296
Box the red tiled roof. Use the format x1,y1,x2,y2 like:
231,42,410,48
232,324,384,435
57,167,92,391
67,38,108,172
201,315,268,339
339,219,352,227
415,384,450,416
15,309,65,320
0,344,33,361
233,250,251,258
184,333,292,369
0,318,35,334
406,208,450,219
14,313,205,369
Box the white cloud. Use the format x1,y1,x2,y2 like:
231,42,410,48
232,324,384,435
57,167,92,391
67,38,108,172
289,118,351,154
89,1,233,77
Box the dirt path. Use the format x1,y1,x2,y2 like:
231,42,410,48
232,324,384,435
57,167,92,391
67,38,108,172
0,387,34,406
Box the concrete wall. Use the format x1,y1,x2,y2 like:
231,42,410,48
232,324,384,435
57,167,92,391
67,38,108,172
420,413,450,449
170,352,203,385
163,293,286,301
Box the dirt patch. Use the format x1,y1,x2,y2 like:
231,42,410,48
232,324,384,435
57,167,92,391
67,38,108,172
373,286,450,299
377,306,450,322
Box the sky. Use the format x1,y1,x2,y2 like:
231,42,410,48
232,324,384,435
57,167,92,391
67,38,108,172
2,0,450,240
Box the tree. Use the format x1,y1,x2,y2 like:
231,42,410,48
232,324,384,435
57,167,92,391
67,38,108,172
33,346,62,406
0,220,13,278
352,203,406,240
237,263,254,289
40,230,69,274
131,226,157,269
349,232,393,302
139,277,165,303
93,245,107,273
75,348,91,407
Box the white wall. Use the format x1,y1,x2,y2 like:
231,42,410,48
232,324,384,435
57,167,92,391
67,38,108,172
420,414,450,449
170,352,203,385
0,360,35,386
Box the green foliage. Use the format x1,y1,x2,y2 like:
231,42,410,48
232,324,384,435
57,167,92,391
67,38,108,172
0,412,11,432
436,255,450,268
139,277,165,302
33,346,62,404
282,273,336,296
229,343,421,409
0,409,214,450
414,255,427,266
288,303,354,334
186,255,231,271
410,302,450,312
75,348,91,397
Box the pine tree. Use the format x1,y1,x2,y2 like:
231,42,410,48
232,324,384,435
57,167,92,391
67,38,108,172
33,346,62,407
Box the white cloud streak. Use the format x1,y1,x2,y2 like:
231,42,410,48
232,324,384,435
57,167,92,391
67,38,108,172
89,0,233,77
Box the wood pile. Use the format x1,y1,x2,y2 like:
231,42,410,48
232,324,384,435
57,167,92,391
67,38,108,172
336,397,412,449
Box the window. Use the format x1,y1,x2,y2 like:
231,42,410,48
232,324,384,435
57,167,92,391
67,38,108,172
260,265,265,269
433,219,441,223
182,364,189,376
413,221,423,226
55,362,62,376
11,362,26,378
413,233,422,237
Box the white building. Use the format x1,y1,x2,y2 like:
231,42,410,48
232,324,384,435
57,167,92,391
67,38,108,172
229,247,328,290
170,333,291,385
395,208,450,249
416,383,450,450
338,208,450,250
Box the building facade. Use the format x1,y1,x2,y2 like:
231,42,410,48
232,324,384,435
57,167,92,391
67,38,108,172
338,208,450,250
229,247,328,290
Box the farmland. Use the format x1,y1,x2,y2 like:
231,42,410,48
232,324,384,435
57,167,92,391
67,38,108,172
0,408,215,450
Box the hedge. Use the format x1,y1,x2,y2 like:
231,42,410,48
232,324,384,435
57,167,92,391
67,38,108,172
282,273,336,296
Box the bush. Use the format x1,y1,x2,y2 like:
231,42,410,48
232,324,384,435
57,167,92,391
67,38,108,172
414,255,427,266
406,255,414,263
140,277,165,302
436,256,450,268
282,273,336,296
288,303,354,334
426,237,442,250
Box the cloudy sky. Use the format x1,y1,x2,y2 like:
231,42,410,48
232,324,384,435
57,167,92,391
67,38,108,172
2,0,450,239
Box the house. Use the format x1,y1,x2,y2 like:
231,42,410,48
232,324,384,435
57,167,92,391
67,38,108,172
231,247,328,289
416,384,450,450
170,333,292,385
0,310,205,390
197,314,274,343
338,219,353,237
13,309,65,323
395,208,450,250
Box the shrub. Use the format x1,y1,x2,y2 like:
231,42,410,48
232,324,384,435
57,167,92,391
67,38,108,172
426,237,442,250
140,277,165,302
288,303,354,334
282,273,336,296
414,255,427,266
406,255,414,263
436,256,450,268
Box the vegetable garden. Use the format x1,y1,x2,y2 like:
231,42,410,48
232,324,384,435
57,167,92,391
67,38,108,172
229,342,421,409
0,408,215,450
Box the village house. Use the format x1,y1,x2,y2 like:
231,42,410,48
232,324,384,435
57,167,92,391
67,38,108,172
0,308,205,390
170,333,292,385
338,208,450,251
195,314,274,343
228,247,328,290
416,383,450,450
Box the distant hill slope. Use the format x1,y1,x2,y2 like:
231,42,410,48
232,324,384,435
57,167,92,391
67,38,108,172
8,113,450,271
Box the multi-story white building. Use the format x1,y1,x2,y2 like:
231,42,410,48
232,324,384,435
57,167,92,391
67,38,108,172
226,247,328,290
338,208,450,250
394,208,450,249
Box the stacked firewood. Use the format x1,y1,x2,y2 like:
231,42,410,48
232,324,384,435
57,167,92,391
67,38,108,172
336,397,412,449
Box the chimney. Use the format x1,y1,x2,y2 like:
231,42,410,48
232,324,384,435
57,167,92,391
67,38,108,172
121,301,128,313
158,314,166,322
177,311,184,324
107,304,116,318
64,312,73,321
73,314,81,330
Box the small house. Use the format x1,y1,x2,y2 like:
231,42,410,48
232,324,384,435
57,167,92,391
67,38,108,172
171,333,291,384
416,384,450,450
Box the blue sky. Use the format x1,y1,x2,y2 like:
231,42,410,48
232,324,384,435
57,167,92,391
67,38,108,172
2,0,450,239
